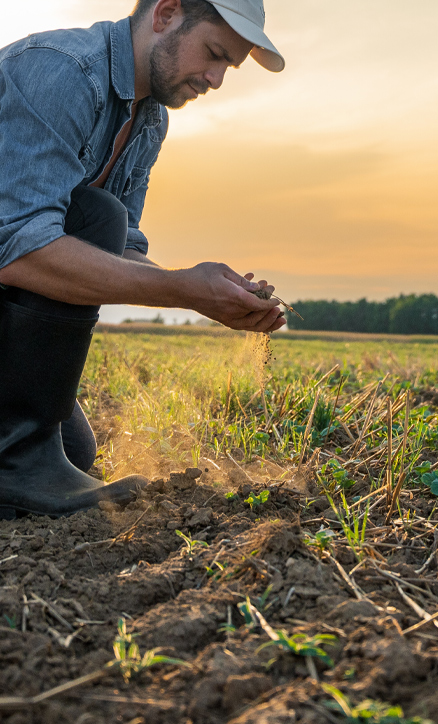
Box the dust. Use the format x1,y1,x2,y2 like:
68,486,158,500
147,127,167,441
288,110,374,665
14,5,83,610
245,333,273,390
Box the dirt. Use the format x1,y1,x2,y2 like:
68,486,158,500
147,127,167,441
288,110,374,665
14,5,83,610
1,464,438,724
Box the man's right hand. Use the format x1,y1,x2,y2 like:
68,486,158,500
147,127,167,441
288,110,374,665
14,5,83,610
169,262,286,333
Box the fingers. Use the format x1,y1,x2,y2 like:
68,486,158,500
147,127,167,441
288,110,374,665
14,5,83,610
265,315,287,334
229,306,286,333
225,268,259,292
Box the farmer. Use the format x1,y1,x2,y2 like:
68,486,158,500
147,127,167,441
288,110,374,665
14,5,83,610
0,0,285,518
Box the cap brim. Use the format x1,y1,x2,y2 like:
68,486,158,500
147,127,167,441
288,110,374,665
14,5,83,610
209,4,285,73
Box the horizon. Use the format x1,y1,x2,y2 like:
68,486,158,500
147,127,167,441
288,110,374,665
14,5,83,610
3,0,438,307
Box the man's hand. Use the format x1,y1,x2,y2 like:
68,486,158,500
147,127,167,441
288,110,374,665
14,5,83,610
0,238,286,333
171,262,286,333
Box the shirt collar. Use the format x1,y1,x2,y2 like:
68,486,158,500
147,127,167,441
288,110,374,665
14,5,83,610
110,18,163,128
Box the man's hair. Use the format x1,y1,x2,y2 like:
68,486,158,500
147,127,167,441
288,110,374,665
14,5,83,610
131,0,223,31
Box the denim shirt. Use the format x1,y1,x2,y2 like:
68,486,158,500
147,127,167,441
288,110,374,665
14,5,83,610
0,17,168,269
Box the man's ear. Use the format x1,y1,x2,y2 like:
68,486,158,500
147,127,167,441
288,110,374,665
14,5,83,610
152,0,183,33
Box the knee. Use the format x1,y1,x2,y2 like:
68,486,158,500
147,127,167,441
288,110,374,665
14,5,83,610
66,186,128,256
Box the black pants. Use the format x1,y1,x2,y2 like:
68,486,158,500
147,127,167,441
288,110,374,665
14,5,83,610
2,186,129,472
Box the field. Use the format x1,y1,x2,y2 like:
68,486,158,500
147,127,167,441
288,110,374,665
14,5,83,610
1,329,438,724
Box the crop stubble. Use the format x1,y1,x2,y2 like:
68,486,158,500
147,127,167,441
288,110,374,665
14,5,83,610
1,331,438,723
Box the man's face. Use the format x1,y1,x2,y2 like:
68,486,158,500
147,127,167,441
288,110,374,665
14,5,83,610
149,19,253,109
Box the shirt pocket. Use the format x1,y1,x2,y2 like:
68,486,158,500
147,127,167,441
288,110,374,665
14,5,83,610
123,165,149,196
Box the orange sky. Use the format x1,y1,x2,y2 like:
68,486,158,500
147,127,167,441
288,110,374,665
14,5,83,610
3,0,438,319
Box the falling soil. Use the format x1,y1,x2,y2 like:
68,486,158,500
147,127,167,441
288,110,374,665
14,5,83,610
1,463,438,724
246,333,273,391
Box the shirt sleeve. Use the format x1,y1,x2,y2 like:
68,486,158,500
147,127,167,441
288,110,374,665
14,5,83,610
0,47,97,269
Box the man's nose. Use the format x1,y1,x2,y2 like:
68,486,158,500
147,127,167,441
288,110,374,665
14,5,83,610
204,66,227,90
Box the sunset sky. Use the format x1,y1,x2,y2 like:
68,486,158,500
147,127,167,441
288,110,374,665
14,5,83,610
3,1,438,322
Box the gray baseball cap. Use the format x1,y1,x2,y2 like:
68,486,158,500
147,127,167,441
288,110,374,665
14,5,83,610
207,0,285,72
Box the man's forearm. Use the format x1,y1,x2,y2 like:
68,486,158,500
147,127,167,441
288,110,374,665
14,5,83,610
123,248,161,266
0,234,286,333
0,235,174,306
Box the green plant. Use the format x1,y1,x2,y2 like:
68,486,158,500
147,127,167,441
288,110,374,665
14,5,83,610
322,684,433,723
303,527,337,553
3,613,17,629
175,529,209,557
244,490,270,509
205,560,230,580
325,491,369,557
254,584,278,613
108,618,189,682
257,631,336,667
321,459,356,490
225,491,239,502
237,597,259,628
413,461,438,494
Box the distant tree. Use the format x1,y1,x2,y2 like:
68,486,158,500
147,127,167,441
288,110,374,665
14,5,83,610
285,294,438,335
389,294,438,334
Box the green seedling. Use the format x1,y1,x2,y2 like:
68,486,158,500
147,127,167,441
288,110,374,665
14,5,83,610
254,584,278,613
325,491,369,558
237,597,259,628
303,527,337,553
225,491,239,502
175,529,209,557
205,560,230,580
257,631,336,667
108,618,189,683
322,684,433,723
3,613,17,629
321,459,356,490
244,490,270,510
237,589,277,628
413,461,438,494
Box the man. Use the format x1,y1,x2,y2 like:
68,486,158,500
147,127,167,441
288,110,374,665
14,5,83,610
0,0,286,518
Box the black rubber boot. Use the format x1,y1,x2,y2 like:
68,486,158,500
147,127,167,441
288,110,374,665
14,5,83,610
0,299,147,518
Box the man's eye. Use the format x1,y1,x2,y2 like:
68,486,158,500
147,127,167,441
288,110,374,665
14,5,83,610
209,49,221,60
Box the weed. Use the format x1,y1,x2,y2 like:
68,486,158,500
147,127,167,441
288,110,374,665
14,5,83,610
254,584,278,613
3,613,17,629
205,560,230,580
175,529,209,557
325,491,369,557
412,461,438,494
225,491,239,502
322,684,433,723
108,618,189,682
321,458,356,490
244,490,270,509
257,631,336,667
303,527,337,553
237,597,259,628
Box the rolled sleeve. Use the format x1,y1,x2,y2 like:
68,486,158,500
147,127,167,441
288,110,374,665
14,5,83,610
126,226,149,256
0,47,97,269
0,213,66,268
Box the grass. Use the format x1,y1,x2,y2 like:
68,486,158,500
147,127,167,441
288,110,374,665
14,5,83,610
82,332,438,496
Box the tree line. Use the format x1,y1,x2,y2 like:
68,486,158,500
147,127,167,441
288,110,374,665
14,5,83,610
285,294,438,334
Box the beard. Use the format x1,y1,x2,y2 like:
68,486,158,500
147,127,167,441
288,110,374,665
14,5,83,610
149,29,209,109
